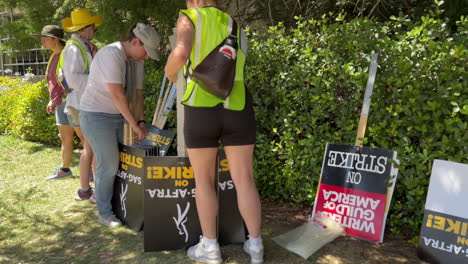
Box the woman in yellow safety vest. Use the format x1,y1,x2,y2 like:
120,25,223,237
165,1,264,263
32,25,77,181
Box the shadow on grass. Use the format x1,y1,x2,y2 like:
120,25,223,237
0,197,190,264
27,144,46,154
24,142,80,169
1,202,125,263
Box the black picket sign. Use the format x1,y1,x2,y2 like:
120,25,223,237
112,144,246,251
313,143,399,243
143,156,201,251
111,144,145,231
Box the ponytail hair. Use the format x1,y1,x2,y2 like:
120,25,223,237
121,23,138,42
187,0,218,6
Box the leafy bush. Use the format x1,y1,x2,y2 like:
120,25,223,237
0,77,59,145
0,65,174,148
0,78,22,133
246,14,467,239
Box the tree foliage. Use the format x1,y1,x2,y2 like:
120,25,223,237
0,0,185,52
226,0,467,29
0,0,465,51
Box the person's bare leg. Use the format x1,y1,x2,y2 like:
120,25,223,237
187,147,218,239
225,144,261,238
58,125,75,169
74,127,93,189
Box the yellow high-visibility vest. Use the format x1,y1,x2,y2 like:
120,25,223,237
181,7,247,111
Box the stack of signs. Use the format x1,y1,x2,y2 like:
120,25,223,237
312,143,399,243
139,125,175,156
143,156,201,250
111,144,148,231
417,160,468,263
143,150,246,251
111,125,175,231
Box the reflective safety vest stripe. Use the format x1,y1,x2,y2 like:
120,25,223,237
56,38,89,76
180,7,246,111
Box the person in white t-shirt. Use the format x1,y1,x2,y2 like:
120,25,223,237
80,23,160,227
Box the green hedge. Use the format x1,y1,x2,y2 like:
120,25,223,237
0,77,59,145
247,14,467,240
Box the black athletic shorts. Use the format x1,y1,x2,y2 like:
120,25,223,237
184,90,256,148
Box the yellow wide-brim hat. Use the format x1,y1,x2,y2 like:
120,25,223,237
62,8,102,33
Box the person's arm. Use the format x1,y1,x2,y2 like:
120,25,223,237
50,89,63,107
46,100,56,114
107,83,145,140
62,44,89,92
165,14,194,83
46,78,63,113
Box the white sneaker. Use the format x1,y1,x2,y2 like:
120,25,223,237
187,237,222,264
244,238,264,264
98,214,122,228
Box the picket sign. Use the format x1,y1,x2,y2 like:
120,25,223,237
156,82,177,129
312,143,398,243
111,145,246,251
417,160,468,264
312,53,399,243
152,75,167,126
152,75,177,129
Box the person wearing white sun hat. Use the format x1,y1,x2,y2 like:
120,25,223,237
59,8,102,204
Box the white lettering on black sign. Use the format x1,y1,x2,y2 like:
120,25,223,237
117,170,142,185
218,180,234,191
146,188,196,199
422,236,468,257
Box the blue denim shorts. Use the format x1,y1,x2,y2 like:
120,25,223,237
65,107,80,127
55,103,70,126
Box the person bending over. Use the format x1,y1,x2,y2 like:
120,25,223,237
80,23,160,227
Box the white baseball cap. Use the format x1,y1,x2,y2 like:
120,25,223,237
133,23,161,60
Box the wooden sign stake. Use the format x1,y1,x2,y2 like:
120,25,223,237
355,53,379,147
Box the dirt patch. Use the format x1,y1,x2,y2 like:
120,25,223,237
261,198,428,264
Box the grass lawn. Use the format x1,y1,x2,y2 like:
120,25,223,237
0,135,252,264
0,135,314,264
0,135,424,264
